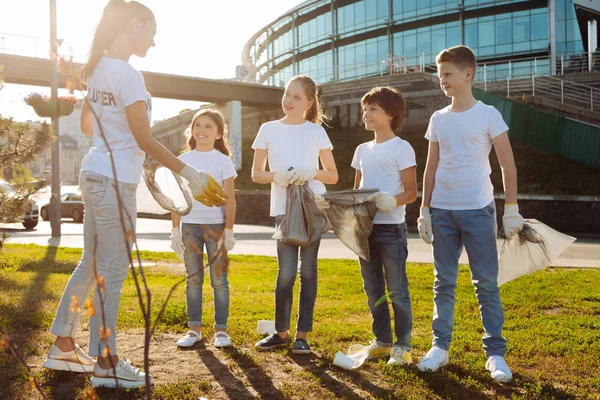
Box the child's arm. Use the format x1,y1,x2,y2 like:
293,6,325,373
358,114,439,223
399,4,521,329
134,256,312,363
492,132,517,204
80,99,93,137
170,212,184,259
395,167,418,206
417,141,439,244
250,149,275,184
223,177,236,230
421,141,440,207
354,170,362,189
171,212,181,228
493,132,524,239
315,149,338,185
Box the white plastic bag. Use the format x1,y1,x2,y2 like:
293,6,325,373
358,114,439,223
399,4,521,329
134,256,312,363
498,219,576,286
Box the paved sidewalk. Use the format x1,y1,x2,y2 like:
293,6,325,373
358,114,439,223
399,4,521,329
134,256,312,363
2,218,598,268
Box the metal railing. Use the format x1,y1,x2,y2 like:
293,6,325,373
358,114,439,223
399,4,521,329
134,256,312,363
474,63,599,113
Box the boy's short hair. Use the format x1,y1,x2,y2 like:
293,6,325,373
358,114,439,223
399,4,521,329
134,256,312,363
361,86,406,131
436,45,477,80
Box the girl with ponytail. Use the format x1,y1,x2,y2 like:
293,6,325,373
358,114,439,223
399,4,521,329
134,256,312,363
251,75,338,354
44,0,227,389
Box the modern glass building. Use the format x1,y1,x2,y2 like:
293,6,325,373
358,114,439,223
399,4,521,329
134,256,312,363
241,0,599,86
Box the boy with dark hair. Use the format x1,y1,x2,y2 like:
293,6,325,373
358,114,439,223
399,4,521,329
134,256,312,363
351,86,418,365
417,45,523,382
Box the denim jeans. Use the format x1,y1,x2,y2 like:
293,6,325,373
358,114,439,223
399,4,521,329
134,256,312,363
359,223,412,350
274,215,321,333
182,223,229,330
51,171,137,357
430,201,506,357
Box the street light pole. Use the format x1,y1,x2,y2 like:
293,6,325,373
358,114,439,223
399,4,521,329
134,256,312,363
50,0,61,237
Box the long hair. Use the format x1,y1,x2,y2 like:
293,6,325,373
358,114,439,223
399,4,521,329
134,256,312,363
186,109,230,156
288,75,329,126
84,0,154,78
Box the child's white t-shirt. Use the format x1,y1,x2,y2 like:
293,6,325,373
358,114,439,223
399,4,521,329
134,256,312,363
251,120,333,217
178,149,237,224
81,57,152,184
351,137,416,224
425,101,509,210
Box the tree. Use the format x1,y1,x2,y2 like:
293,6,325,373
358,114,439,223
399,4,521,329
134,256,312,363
0,67,53,246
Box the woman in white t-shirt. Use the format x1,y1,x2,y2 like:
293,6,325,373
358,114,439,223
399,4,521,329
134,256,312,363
251,75,338,354
169,109,237,349
43,1,226,389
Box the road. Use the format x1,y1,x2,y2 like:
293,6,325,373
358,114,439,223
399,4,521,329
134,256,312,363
1,218,598,268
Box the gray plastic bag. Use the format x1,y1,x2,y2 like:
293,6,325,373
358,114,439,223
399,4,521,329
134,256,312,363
273,184,331,247
323,189,379,261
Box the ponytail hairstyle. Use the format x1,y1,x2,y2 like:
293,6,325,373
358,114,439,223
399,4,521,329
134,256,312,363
84,0,155,78
187,109,230,156
288,75,329,126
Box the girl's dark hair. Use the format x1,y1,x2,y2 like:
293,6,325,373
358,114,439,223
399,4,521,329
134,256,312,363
84,0,154,78
187,109,230,156
288,75,329,125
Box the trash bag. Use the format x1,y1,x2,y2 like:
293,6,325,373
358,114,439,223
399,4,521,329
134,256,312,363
273,184,331,247
497,219,576,286
323,189,379,261
141,155,194,216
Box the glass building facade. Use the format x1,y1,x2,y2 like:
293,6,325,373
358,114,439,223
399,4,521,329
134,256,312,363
242,0,590,86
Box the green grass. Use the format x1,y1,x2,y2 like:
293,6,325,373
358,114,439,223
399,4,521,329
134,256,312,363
1,243,599,399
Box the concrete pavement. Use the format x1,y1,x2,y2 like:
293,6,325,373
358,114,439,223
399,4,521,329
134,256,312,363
1,218,598,268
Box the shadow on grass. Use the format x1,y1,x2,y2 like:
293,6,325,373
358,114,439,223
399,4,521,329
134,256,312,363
0,246,77,400
417,364,578,400
223,346,287,399
290,353,366,400
183,343,257,399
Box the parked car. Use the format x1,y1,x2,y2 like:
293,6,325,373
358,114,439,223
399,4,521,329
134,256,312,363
40,192,84,223
0,180,39,230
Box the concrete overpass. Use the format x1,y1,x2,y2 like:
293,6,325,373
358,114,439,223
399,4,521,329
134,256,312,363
0,53,283,107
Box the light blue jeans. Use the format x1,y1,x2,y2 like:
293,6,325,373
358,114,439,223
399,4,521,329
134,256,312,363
51,171,137,358
430,201,506,357
182,223,229,330
274,215,321,333
359,223,412,350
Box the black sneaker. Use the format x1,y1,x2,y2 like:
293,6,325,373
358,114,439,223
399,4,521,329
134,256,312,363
255,333,289,351
292,338,311,355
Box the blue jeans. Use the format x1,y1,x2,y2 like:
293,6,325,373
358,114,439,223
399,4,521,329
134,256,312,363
359,223,412,350
182,223,229,330
274,215,321,333
430,201,506,357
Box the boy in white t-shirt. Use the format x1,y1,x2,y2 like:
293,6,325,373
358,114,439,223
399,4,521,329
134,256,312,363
416,46,524,382
351,86,418,366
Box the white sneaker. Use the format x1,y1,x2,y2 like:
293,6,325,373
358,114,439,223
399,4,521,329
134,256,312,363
363,339,392,360
387,346,412,366
43,345,95,373
417,346,449,372
214,332,231,348
486,355,513,383
90,359,151,388
176,330,202,347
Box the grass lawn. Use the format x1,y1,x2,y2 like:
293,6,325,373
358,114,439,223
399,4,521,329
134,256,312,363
0,243,599,399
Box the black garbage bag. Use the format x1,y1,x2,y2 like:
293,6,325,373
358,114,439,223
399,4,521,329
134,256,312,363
273,184,331,247
323,189,379,261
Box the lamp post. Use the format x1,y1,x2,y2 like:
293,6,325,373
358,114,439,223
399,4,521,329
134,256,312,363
50,0,61,237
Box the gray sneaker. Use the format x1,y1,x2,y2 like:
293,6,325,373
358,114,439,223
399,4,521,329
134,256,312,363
43,345,95,373
255,333,289,351
292,338,311,355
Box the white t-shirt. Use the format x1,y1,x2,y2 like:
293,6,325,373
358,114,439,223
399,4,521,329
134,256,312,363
81,57,152,184
179,149,237,224
352,137,416,224
251,120,333,217
425,101,509,210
